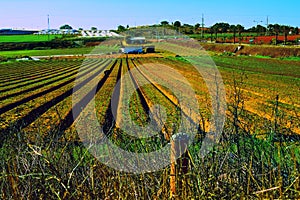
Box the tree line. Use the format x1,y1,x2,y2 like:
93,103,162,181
209,22,299,44
117,21,300,44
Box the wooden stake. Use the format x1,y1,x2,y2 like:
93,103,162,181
170,133,189,198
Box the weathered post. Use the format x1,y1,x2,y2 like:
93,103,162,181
170,133,190,198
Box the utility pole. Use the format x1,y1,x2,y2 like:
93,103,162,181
265,16,269,36
201,14,204,39
47,14,50,30
47,14,50,41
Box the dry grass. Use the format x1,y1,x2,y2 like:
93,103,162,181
1,94,299,199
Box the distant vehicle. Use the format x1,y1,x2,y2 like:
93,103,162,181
121,46,143,54
145,46,155,53
120,36,155,54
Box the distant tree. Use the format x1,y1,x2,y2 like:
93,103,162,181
211,24,219,41
273,24,281,45
230,25,236,44
91,27,97,31
160,21,169,26
180,23,193,34
247,26,256,33
117,25,126,32
256,25,266,36
268,24,294,45
211,23,221,41
217,22,230,33
267,24,273,33
78,28,83,31
236,24,244,43
173,21,181,28
195,23,201,30
60,24,73,30
294,27,299,35
182,24,193,28
211,22,230,42
126,25,129,29
282,25,290,45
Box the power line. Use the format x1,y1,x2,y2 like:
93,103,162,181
253,20,263,26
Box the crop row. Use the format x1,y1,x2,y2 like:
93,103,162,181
0,61,81,84
1,55,298,145
0,58,116,145
137,57,300,137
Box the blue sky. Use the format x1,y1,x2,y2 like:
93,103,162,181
1,0,299,30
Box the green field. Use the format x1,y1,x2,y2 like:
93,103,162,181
0,47,94,57
0,45,121,58
0,34,63,43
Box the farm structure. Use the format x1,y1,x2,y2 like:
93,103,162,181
34,29,121,37
36,29,80,35
80,30,121,37
127,37,146,44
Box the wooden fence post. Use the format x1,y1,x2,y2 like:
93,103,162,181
170,133,190,198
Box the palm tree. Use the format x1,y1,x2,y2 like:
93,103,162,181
230,25,237,44
294,27,299,35
273,24,280,45
282,25,290,45
211,23,220,42
209,28,214,43
236,24,244,44
267,24,274,36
